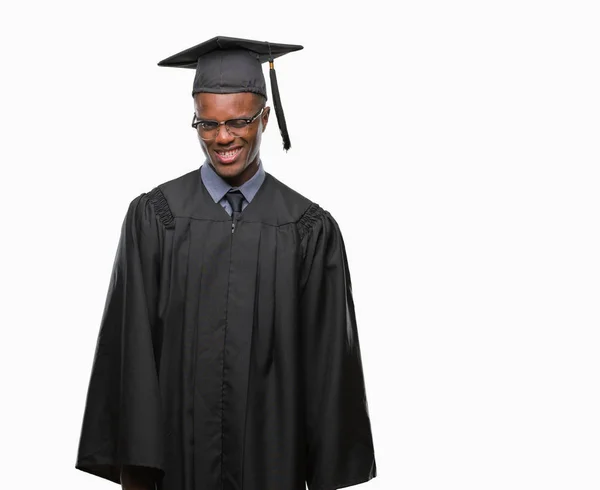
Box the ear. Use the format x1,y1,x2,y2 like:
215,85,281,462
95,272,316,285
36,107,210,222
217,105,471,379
261,106,271,133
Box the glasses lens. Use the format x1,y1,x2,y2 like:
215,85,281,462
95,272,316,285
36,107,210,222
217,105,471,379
196,121,218,140
195,117,255,140
227,119,249,130
226,120,250,137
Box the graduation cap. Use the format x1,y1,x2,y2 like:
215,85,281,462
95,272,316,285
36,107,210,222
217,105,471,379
158,36,303,151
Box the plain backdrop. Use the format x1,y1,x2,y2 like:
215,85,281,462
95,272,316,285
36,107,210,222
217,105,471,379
1,1,599,489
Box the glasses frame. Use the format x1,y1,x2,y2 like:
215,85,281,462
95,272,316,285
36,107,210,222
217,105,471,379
191,107,265,140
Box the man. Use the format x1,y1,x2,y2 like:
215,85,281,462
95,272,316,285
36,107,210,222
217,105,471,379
75,36,377,490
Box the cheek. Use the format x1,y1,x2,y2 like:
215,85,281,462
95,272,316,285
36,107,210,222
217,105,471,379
198,134,210,148
198,136,210,155
250,129,262,148
241,131,260,154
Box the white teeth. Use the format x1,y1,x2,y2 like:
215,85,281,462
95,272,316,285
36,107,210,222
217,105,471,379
217,148,240,157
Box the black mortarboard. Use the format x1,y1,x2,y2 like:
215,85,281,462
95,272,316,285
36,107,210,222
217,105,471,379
158,36,303,151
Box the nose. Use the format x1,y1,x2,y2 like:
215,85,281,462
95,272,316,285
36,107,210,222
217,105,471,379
215,123,235,144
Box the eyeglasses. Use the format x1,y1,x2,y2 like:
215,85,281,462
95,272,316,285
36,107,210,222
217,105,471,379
191,107,265,140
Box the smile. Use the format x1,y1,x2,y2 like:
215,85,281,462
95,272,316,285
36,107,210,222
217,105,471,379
214,147,242,164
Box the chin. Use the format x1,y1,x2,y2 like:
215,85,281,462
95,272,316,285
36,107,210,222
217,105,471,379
211,158,247,176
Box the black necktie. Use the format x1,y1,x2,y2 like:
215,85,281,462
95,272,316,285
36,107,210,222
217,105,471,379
226,189,244,221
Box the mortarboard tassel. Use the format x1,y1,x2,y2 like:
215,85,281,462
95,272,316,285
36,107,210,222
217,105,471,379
268,60,291,151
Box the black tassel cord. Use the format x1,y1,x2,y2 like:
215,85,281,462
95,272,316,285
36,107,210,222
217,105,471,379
269,61,291,151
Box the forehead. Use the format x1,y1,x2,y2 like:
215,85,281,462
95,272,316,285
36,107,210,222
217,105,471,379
194,92,260,118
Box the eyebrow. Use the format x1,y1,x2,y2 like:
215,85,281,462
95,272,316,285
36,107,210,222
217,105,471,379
197,101,265,119
196,113,251,121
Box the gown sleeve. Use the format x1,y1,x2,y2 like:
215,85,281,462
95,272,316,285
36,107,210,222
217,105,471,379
75,192,166,485
299,204,377,490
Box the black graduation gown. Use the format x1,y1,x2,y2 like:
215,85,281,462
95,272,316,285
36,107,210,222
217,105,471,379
75,168,377,490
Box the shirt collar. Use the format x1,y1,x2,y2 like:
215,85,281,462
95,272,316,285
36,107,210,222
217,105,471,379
201,159,266,204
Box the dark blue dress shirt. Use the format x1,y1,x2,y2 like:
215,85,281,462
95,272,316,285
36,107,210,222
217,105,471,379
200,159,266,216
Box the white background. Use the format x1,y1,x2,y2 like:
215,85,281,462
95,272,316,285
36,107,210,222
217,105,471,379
1,0,599,489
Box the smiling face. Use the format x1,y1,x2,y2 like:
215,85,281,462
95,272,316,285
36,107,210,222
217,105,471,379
193,92,270,187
